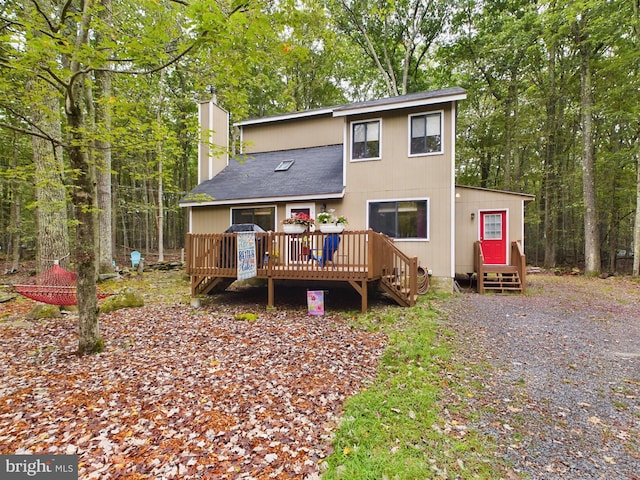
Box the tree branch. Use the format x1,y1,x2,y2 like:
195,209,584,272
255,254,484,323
0,121,68,148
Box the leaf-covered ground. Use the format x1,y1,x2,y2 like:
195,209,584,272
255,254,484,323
0,279,386,479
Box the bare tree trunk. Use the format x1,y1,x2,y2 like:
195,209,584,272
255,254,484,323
578,29,600,274
31,88,70,273
543,43,558,268
632,1,640,277
633,146,640,276
68,88,100,354
96,0,113,272
63,3,100,355
156,70,165,262
7,132,21,273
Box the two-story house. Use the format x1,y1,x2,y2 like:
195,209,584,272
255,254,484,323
180,88,533,309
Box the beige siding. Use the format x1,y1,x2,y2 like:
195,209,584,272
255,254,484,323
191,206,232,234
342,104,456,280
241,115,343,153
454,186,531,274
198,101,229,182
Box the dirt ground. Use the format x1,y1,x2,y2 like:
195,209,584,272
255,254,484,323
438,273,640,480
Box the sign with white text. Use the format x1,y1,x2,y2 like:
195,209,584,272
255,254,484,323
1,455,78,479
237,232,257,280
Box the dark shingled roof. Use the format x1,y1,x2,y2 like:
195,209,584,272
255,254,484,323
181,144,344,204
333,87,467,114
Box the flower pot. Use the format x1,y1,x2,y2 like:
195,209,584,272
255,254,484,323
319,224,345,233
283,224,306,234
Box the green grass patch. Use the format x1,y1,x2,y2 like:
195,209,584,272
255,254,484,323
323,296,508,479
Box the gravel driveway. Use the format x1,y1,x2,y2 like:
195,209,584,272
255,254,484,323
438,273,640,480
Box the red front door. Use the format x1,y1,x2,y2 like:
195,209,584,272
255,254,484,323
480,210,507,265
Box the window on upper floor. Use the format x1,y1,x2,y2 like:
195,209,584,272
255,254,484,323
231,206,275,231
368,199,429,240
351,119,381,160
409,112,442,156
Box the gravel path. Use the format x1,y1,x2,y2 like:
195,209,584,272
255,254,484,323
438,273,640,480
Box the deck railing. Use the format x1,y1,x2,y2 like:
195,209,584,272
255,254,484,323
186,229,418,310
187,230,372,279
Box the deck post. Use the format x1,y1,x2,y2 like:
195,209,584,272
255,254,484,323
361,280,367,313
268,277,274,309
348,279,368,313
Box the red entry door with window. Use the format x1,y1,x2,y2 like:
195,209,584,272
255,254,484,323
480,210,507,265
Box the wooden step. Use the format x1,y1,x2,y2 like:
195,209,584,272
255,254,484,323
481,271,523,293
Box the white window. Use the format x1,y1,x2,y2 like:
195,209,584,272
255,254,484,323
409,112,442,155
351,119,381,160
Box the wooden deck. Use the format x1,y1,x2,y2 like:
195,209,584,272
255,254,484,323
474,240,527,294
186,229,418,312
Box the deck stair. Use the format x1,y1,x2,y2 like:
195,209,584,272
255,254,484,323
193,276,234,296
475,240,527,294
479,266,522,293
380,272,417,307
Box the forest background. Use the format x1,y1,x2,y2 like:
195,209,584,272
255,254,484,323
0,0,639,351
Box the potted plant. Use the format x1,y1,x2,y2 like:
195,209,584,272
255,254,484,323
282,212,314,234
317,210,334,225
317,209,348,233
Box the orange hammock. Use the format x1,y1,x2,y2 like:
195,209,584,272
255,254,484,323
14,264,111,306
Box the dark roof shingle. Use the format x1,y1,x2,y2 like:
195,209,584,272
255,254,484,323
181,144,344,204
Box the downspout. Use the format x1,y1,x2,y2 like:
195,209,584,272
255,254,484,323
450,101,457,280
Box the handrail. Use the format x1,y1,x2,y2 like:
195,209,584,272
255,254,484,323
373,232,417,306
511,240,526,293
474,241,485,294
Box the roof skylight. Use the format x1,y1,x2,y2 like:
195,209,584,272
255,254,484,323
275,160,295,171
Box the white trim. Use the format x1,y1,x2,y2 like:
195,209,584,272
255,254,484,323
455,184,535,199
179,190,345,209
349,118,382,162
188,207,193,233
233,91,467,126
225,108,230,168
208,100,214,180
333,92,467,117
521,199,526,252
234,107,334,127
478,208,509,265
197,102,203,185
408,110,444,157
366,197,430,241
284,202,316,232
342,119,348,186
450,103,457,278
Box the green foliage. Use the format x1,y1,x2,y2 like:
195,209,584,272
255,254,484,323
99,287,144,313
234,312,259,322
0,0,639,282
26,304,62,320
92,337,105,354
